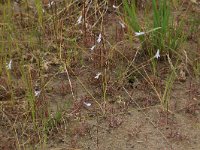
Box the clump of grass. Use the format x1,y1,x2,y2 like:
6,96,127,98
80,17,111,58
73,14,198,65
161,57,177,111
44,110,62,134
151,0,170,52
143,57,178,112
20,64,37,124
34,0,43,27
123,0,143,41
123,0,184,73
123,0,141,32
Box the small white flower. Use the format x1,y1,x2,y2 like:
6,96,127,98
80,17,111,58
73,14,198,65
77,15,82,24
90,45,96,51
47,1,54,8
6,60,12,70
135,31,145,36
97,33,102,43
84,102,91,107
155,49,160,59
119,21,125,28
95,72,101,79
113,5,119,9
35,90,41,97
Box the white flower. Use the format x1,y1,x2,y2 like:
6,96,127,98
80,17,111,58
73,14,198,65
6,60,12,70
83,102,91,107
119,21,125,28
95,72,101,79
47,1,54,8
90,45,96,51
135,31,145,36
97,33,102,43
113,5,119,9
77,15,82,24
35,90,41,97
155,49,160,59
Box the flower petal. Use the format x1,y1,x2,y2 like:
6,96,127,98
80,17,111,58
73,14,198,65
135,32,145,36
35,90,41,97
84,102,91,107
77,15,82,24
6,60,12,70
97,33,102,43
155,49,160,59
90,45,96,51
95,72,101,79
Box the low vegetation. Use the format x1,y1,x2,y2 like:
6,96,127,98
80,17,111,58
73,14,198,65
0,0,200,149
